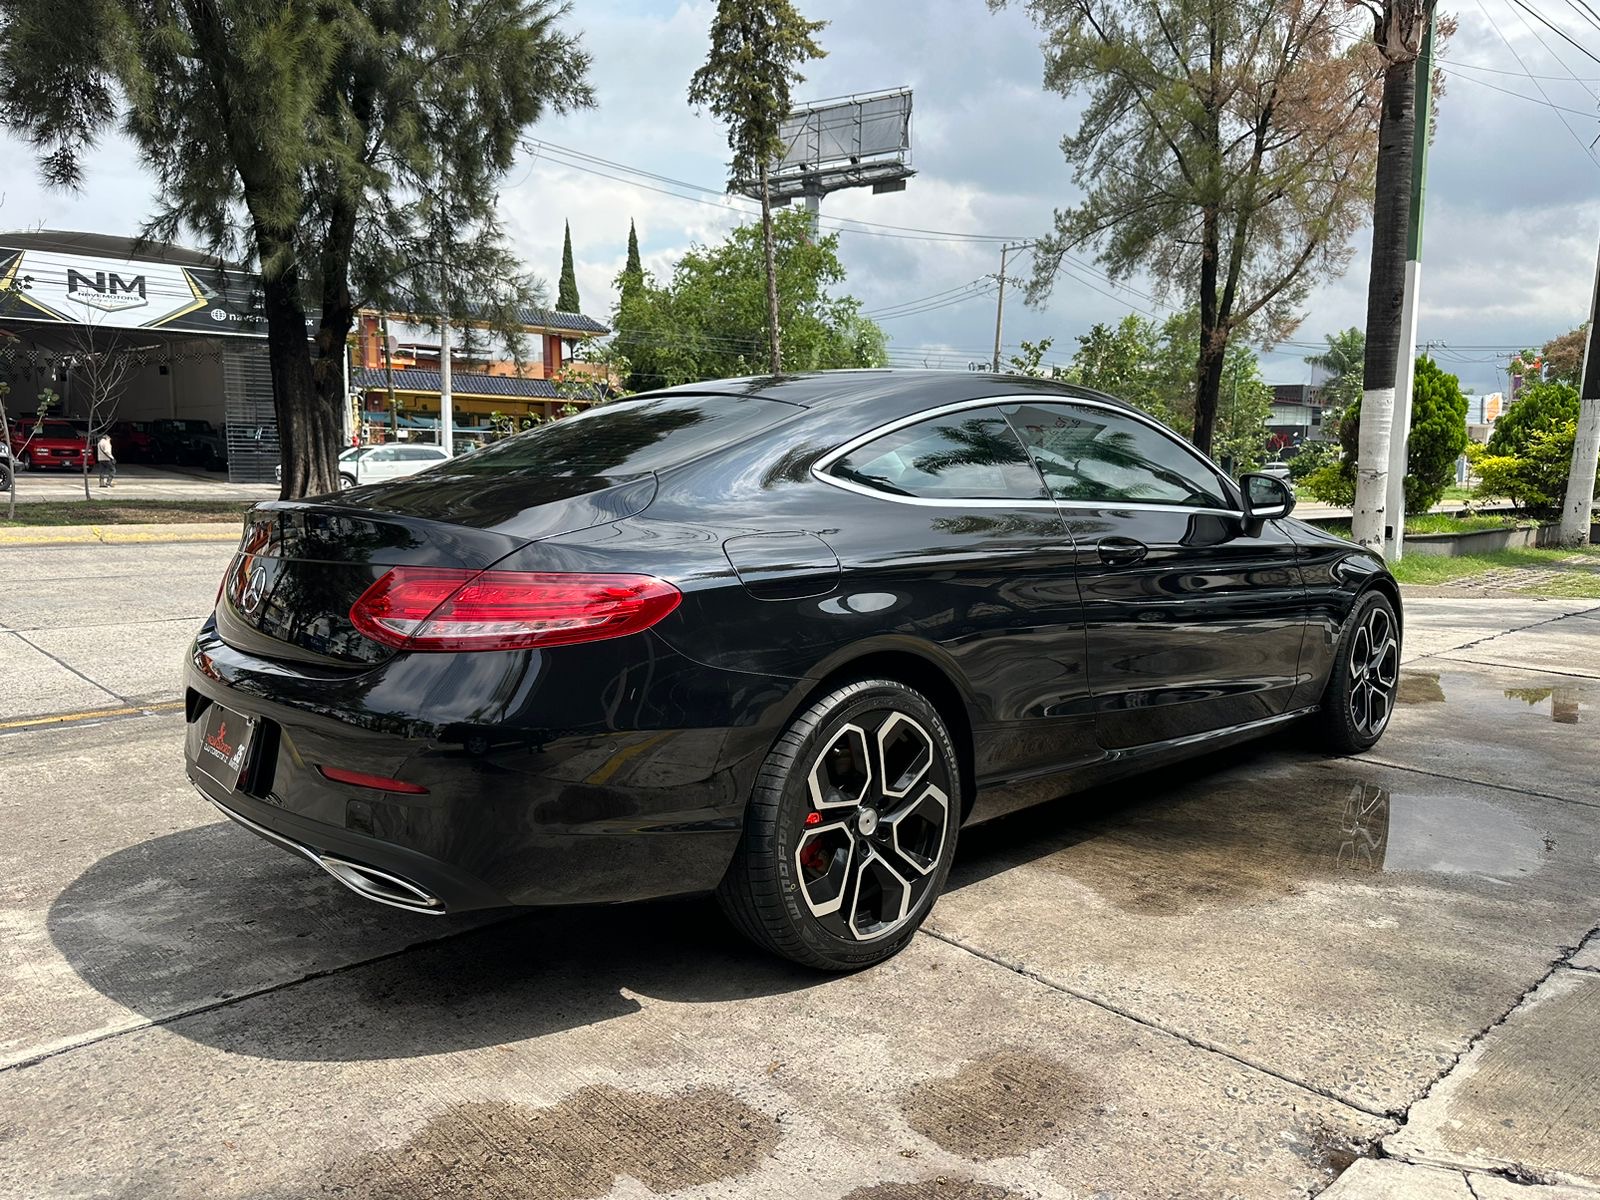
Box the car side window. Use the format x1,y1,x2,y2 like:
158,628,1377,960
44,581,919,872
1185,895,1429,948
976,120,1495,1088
1001,402,1231,509
829,405,1048,501
368,447,397,463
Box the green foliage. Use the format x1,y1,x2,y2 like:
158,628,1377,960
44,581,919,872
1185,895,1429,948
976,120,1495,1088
1302,461,1357,508
557,221,580,313
1288,438,1339,481
1402,357,1470,513
1487,380,1580,457
687,0,826,184
1472,420,1595,519
1321,356,1469,514
1305,327,1364,433
1005,338,1056,378
614,210,885,390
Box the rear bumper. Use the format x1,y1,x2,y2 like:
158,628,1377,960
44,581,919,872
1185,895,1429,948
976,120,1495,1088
184,619,798,912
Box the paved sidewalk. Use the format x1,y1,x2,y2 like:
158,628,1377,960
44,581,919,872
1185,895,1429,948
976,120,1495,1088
5,462,276,503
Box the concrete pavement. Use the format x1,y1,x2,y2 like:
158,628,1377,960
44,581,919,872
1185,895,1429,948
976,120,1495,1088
0,541,1596,1198
4,462,277,503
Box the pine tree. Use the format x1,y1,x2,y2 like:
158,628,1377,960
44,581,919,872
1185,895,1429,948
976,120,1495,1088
558,221,581,313
689,0,826,375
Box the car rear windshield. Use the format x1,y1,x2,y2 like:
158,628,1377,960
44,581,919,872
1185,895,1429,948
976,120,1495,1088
448,393,798,480
39,423,80,439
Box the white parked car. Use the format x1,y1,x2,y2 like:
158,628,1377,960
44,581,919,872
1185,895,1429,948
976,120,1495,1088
1259,460,1292,481
273,444,452,489
337,444,450,489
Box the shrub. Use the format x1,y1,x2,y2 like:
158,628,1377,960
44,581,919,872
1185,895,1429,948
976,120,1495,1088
1487,380,1579,457
1471,419,1594,517
1302,461,1356,508
1288,439,1338,481
1336,355,1469,515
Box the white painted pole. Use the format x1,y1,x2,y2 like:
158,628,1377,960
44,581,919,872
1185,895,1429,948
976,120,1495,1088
439,315,454,457
1560,230,1600,546
1385,259,1422,560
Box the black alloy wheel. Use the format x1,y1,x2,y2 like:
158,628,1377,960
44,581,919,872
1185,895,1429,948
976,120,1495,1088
718,678,961,971
1319,591,1400,753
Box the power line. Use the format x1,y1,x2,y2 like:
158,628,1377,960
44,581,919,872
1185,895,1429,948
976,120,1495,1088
1438,54,1600,77
1443,64,1600,114
1477,0,1600,163
1503,0,1600,69
526,140,1027,245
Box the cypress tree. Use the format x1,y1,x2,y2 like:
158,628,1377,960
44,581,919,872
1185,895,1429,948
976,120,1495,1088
625,220,643,283
558,221,581,313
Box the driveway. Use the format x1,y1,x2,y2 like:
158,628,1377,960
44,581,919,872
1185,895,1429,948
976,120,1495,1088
1,539,1596,1199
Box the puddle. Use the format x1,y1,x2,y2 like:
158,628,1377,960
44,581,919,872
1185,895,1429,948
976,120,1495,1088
844,1181,1020,1199
324,1089,778,1198
1036,779,1396,915
901,1050,1093,1160
1394,666,1592,725
1025,770,1553,915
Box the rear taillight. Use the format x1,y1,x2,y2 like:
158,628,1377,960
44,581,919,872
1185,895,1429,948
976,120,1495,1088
348,567,682,652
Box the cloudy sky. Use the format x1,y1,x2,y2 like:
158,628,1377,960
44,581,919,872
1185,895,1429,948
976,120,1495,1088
2,0,1594,395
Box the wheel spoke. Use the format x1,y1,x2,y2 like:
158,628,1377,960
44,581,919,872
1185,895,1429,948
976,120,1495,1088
847,848,914,940
878,784,949,877
876,712,934,800
1350,680,1371,733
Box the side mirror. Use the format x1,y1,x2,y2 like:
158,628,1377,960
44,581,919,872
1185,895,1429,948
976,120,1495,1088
1239,473,1295,525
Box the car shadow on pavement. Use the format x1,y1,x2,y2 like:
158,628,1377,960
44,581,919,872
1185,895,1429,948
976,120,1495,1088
46,822,826,1063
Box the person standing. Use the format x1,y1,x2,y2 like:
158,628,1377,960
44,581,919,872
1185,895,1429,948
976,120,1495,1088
96,430,116,487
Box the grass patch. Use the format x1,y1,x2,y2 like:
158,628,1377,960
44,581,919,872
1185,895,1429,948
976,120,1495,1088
1403,513,1529,534
1388,544,1600,597
0,499,255,527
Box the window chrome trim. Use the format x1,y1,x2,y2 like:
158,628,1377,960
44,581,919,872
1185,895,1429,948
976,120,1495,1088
810,393,1245,518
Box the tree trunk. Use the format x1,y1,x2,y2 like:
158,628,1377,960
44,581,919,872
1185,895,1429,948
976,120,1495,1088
313,195,359,477
261,252,338,500
1562,391,1600,545
1192,206,1223,454
1353,57,1417,553
82,431,91,500
1559,252,1600,545
759,160,782,375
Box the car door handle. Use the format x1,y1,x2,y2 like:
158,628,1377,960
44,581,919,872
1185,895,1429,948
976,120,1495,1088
1097,537,1149,566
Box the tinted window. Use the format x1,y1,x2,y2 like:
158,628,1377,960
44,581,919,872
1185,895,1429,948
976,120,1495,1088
441,394,796,481
830,406,1047,500
1003,402,1230,509
40,423,79,439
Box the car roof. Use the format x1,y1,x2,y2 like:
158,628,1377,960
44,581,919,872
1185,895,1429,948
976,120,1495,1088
648,369,1145,424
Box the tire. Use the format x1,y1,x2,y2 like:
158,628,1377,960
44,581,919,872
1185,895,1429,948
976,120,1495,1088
717,678,962,971
19,454,32,472
0,465,10,491
339,473,356,490
1317,590,1401,754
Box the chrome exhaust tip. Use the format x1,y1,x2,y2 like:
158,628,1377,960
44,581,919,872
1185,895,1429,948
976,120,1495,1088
201,789,446,915
315,854,444,913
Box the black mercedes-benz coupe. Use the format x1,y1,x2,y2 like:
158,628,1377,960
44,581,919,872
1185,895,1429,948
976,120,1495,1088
185,370,1400,969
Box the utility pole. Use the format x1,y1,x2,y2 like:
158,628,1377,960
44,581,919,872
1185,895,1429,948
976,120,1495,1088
382,311,398,443
1383,8,1437,561
979,241,1030,374
439,314,454,457
1559,233,1600,545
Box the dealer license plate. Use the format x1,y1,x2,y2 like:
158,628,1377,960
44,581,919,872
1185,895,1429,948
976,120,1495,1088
195,703,257,793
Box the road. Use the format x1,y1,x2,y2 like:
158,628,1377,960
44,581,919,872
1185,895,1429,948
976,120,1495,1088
2,539,1597,1199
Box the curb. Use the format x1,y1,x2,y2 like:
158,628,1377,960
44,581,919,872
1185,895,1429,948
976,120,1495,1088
0,523,240,547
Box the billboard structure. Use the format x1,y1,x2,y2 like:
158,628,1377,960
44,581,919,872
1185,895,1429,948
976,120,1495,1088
736,87,914,228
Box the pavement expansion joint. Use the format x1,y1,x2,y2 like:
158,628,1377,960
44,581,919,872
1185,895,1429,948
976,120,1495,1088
1432,655,1600,682
918,925,1398,1122
0,914,519,1074
1315,754,1600,812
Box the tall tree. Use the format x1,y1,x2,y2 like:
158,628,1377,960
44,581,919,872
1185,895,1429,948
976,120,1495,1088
625,220,644,285
994,0,1380,454
1541,325,1585,387
616,210,884,390
1350,0,1435,551
558,220,581,312
688,0,825,375
0,0,592,498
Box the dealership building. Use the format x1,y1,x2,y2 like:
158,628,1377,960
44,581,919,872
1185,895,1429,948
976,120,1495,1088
0,230,610,483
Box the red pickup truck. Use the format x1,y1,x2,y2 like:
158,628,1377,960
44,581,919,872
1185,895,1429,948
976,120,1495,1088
9,420,95,471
